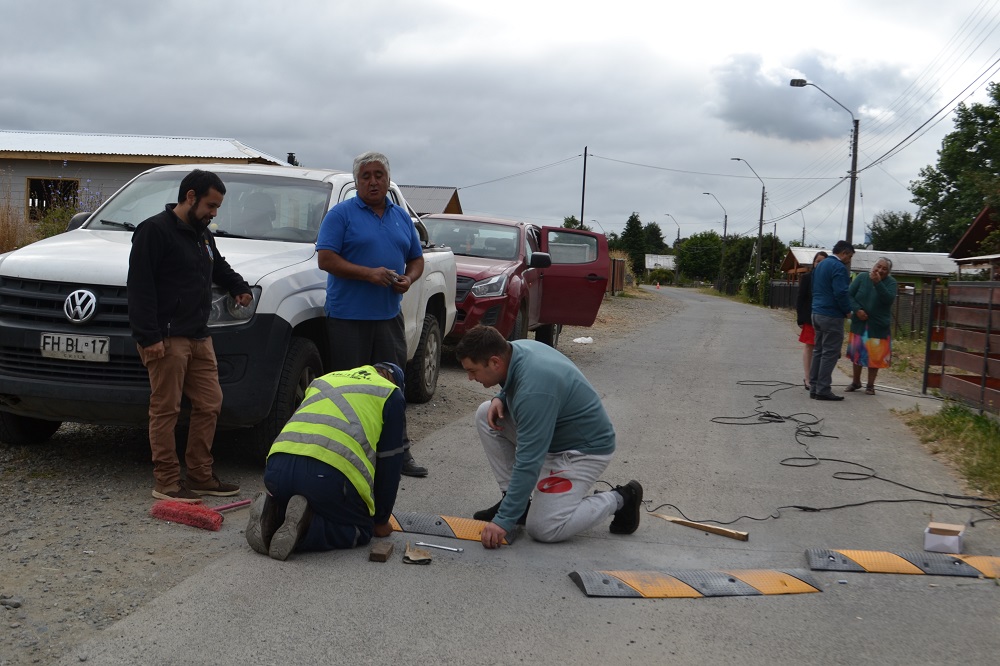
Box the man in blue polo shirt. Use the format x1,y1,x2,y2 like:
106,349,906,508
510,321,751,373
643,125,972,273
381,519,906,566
809,240,855,401
316,151,428,477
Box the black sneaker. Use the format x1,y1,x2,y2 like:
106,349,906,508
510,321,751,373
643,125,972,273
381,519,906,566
472,494,529,525
268,495,312,561
245,492,280,556
609,480,643,535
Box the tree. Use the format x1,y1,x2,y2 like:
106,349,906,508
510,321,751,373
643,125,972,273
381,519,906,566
867,211,933,251
910,82,1000,251
720,235,755,283
675,230,722,280
620,212,647,276
642,222,668,253
606,231,622,251
562,215,591,231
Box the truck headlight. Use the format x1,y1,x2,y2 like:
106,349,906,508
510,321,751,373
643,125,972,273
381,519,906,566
208,286,261,326
470,274,508,298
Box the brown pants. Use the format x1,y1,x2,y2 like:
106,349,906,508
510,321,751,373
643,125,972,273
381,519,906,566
138,337,222,490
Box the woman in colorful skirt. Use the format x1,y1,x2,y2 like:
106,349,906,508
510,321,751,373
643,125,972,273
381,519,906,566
845,257,897,395
796,251,828,390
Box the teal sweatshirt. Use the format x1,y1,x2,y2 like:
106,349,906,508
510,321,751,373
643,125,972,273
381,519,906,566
848,271,897,339
493,339,616,533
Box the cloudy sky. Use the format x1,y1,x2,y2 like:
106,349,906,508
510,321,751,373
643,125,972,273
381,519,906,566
3,0,1000,249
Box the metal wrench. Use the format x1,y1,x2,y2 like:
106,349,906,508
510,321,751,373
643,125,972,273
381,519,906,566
415,541,464,553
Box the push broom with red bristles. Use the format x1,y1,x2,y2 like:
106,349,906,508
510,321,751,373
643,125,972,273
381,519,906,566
150,498,252,531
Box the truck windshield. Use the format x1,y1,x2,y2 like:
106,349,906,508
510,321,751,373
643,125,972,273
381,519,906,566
86,171,333,243
424,219,520,260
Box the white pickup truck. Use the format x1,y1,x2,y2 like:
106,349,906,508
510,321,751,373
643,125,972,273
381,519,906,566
0,163,456,457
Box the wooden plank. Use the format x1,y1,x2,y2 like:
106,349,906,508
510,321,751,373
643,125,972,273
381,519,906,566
942,327,1000,352
942,349,1000,376
924,373,942,389
948,285,1000,306
941,374,1000,413
945,306,1000,330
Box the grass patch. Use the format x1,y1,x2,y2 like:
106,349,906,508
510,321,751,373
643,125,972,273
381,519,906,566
890,335,926,378
904,403,1000,499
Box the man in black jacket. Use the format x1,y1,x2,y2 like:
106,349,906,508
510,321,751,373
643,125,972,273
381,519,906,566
128,169,252,503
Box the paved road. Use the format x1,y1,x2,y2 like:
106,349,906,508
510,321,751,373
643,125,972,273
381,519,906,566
61,288,999,665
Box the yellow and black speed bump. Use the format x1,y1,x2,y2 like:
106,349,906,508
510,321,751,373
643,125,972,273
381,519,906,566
568,569,821,598
390,511,517,544
807,549,1000,578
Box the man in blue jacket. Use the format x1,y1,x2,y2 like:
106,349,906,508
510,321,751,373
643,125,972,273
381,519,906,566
809,240,856,401
456,325,642,549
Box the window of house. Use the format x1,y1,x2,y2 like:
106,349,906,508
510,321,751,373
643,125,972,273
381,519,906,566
27,178,79,221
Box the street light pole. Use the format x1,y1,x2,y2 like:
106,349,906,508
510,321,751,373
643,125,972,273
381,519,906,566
790,78,859,246
665,213,680,243
731,158,766,275
703,192,727,285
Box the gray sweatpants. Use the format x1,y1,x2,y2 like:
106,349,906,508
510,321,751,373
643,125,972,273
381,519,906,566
476,401,618,543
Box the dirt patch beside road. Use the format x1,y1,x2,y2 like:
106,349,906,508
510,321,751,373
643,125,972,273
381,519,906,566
0,287,675,666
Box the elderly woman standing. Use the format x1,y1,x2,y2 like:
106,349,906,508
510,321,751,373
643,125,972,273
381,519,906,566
796,251,828,390
845,257,897,395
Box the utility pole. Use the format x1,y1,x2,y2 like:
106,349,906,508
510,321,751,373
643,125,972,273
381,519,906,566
731,158,766,275
580,146,588,227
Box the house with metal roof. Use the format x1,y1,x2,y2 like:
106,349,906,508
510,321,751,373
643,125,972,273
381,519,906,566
0,129,288,221
398,185,463,216
947,206,1000,278
780,246,958,287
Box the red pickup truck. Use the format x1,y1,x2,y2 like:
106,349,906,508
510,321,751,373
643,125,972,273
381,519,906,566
422,214,610,348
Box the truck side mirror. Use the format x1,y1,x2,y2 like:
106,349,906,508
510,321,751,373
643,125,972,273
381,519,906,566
66,212,92,231
528,252,551,269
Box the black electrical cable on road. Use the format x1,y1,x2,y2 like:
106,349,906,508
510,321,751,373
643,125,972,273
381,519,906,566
631,379,999,529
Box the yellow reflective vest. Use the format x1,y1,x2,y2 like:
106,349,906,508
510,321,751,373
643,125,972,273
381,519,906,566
267,366,396,516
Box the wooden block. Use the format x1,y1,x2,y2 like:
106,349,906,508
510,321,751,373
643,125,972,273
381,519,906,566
369,541,394,562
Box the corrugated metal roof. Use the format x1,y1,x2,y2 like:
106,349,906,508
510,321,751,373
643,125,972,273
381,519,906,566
849,249,958,276
0,129,287,164
782,247,958,276
400,185,459,215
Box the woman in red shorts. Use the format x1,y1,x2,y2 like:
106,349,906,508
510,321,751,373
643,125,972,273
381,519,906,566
796,251,828,390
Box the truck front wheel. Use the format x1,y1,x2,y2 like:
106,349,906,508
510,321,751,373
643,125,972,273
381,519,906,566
534,323,562,348
248,337,322,461
405,313,441,404
0,412,62,445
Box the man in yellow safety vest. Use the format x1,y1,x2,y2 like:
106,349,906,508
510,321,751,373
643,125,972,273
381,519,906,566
245,362,407,561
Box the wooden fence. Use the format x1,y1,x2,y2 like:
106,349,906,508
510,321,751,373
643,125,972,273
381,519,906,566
923,281,1000,414
771,281,935,338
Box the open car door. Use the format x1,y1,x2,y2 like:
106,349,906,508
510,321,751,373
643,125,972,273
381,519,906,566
538,227,609,326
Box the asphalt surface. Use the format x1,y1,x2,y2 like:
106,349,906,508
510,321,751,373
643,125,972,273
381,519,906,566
59,287,999,666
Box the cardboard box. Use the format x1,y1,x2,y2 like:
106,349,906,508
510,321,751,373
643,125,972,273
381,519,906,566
924,522,965,554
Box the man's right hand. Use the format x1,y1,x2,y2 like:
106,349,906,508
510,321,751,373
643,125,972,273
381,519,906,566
486,397,506,430
368,266,401,288
143,341,165,361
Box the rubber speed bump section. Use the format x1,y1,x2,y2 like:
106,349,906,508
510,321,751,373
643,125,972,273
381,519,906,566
569,569,821,598
807,549,1000,578
390,511,516,544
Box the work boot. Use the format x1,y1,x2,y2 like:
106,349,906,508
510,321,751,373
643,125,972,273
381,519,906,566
245,492,280,556
401,450,428,478
472,493,529,525
269,495,312,561
187,475,241,497
609,480,643,535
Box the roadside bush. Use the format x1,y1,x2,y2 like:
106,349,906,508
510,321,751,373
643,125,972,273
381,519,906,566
36,179,105,240
647,268,674,285
0,170,36,253
739,271,768,304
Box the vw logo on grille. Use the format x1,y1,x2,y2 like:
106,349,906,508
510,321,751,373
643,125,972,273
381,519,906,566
64,290,98,324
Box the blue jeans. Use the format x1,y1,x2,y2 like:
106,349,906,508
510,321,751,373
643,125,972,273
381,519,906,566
809,313,845,396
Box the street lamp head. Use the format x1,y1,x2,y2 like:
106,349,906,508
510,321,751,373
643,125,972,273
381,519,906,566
702,192,711,195
730,157,741,162
789,78,808,87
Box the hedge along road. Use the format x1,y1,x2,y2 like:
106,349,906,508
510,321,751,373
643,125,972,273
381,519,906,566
54,286,1000,666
